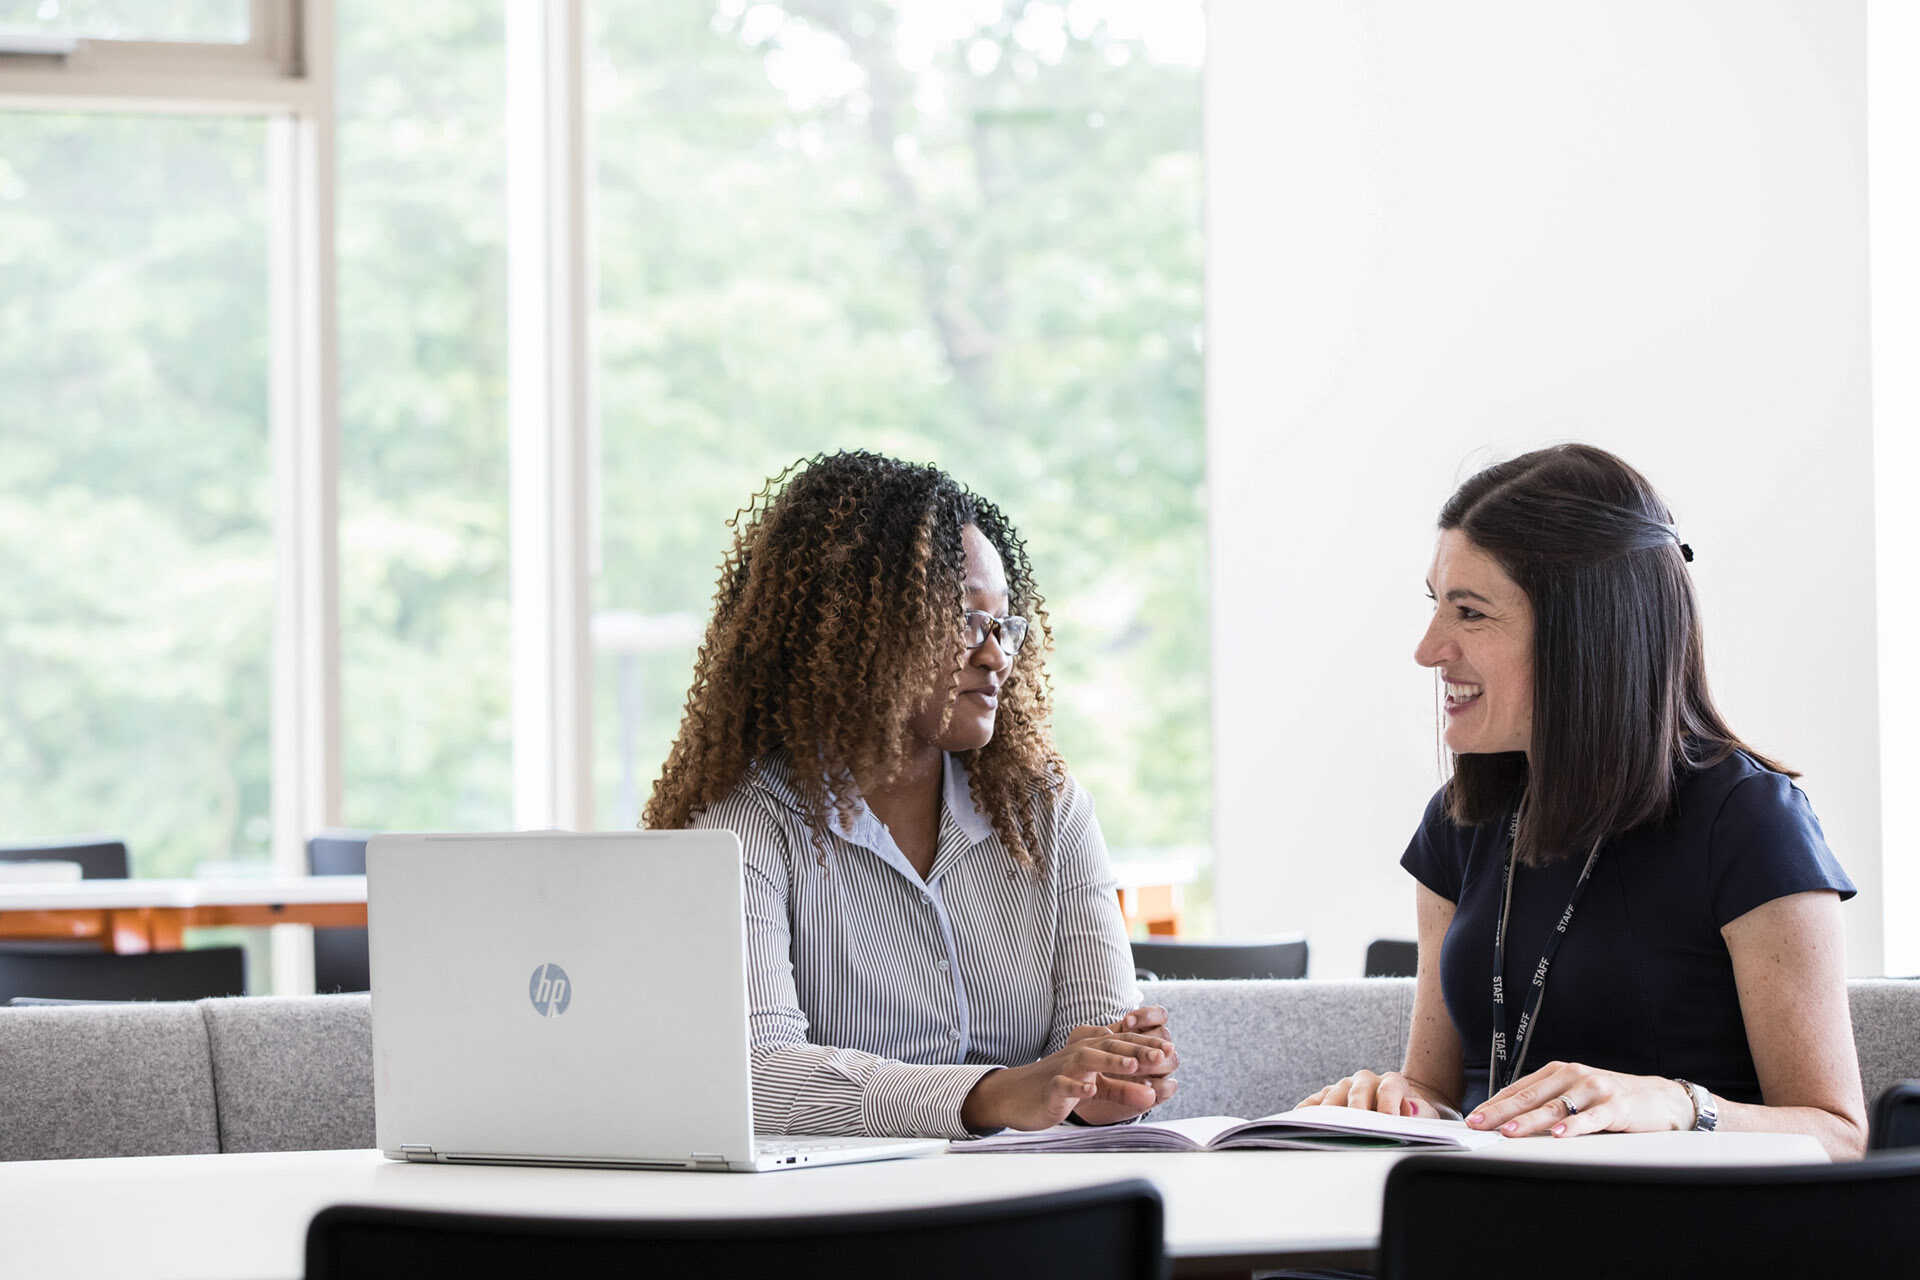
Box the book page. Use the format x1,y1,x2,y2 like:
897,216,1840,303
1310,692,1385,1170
1227,1104,1505,1149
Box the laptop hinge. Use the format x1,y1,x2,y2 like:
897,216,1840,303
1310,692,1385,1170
398,1144,439,1163
690,1153,731,1169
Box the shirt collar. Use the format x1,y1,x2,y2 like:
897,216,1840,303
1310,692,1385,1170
746,750,993,851
941,752,993,846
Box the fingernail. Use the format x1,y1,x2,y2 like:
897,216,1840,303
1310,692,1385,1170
1501,1121,1518,1133
1408,1101,1422,1116
1552,1124,1565,1136
1467,1114,1484,1127
1123,1058,1137,1071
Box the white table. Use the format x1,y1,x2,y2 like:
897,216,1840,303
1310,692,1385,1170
0,1133,1823,1279
0,876,367,952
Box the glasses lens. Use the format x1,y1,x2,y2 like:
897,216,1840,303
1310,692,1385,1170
961,611,990,648
1000,615,1028,654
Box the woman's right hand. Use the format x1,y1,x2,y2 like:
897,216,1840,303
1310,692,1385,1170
961,1038,1154,1132
1299,1069,1457,1119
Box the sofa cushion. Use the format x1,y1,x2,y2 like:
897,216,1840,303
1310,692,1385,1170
202,993,374,1153
0,1001,218,1161
1140,978,1416,1120
1851,980,1920,1107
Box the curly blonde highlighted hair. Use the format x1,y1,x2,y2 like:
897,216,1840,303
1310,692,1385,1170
644,451,1065,866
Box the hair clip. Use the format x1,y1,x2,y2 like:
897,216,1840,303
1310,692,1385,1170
1679,543,1694,563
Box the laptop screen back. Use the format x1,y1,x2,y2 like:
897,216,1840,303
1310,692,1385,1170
368,830,753,1165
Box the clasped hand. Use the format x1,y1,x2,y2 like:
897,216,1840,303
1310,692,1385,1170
960,1006,1179,1132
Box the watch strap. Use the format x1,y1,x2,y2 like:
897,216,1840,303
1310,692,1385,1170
1674,1078,1718,1132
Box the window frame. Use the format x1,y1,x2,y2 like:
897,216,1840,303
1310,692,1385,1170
0,0,306,110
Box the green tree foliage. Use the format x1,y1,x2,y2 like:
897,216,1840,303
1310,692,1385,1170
0,0,1206,879
593,1,1208,854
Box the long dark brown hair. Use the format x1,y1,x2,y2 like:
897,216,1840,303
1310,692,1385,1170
1440,444,1790,864
644,450,1064,865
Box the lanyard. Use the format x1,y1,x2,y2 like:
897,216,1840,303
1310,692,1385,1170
1488,811,1603,1100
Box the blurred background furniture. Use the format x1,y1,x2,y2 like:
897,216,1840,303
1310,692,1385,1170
306,1181,1165,1280
0,947,245,1005
307,833,372,994
0,839,133,956
1113,855,1201,937
0,838,130,881
1871,1079,1920,1151
1378,1149,1920,1279
1132,936,1308,981
0,876,366,954
1363,939,1418,978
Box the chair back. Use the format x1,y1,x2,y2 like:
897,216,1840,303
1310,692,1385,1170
1132,937,1307,980
0,947,245,1004
1379,1151,1920,1279
306,832,371,993
1363,938,1418,978
0,838,130,880
1872,1079,1920,1151
307,1179,1166,1279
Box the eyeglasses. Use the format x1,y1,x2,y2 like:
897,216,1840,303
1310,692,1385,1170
960,609,1029,655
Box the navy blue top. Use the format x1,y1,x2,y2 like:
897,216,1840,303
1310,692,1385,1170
1401,751,1855,1112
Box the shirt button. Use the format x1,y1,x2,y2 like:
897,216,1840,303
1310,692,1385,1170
936,958,950,972
949,1029,962,1041
920,893,932,906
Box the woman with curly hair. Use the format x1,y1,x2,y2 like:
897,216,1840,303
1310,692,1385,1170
646,450,1176,1138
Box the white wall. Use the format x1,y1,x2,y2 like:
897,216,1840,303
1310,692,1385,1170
1871,1,1920,976
1207,1,1882,976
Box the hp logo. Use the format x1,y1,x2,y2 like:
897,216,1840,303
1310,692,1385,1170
528,963,572,1017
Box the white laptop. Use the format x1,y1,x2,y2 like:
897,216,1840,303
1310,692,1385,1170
367,830,949,1172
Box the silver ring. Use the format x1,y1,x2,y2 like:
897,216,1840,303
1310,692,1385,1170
1558,1095,1580,1117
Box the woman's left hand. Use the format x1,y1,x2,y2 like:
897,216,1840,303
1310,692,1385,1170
1467,1061,1694,1138
1067,1006,1179,1125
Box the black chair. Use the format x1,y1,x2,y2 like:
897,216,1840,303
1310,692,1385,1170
0,837,130,880
307,1179,1165,1279
1363,938,1418,978
0,946,246,1004
1871,1079,1920,1150
1379,1150,1920,1279
308,832,371,994
1132,937,1307,981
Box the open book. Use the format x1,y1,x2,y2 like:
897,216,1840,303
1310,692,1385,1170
954,1104,1506,1154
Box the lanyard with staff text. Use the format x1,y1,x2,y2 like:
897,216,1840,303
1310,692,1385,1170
1488,809,1605,1100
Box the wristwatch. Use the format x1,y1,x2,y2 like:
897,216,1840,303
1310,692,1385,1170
1674,1078,1718,1132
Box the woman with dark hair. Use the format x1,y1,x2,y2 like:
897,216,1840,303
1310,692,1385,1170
1303,444,1865,1158
646,450,1176,1138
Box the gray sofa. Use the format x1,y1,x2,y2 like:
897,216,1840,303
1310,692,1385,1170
4,980,1916,1162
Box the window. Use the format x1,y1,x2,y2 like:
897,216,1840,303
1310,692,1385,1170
334,0,511,833
589,0,1210,908
0,111,273,877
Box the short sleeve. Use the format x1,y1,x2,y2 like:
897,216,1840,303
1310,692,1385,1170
1707,770,1856,927
1400,786,1466,903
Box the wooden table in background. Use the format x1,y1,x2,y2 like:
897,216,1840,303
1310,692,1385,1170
1116,859,1199,937
0,876,368,953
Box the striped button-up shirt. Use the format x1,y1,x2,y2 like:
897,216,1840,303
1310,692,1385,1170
691,751,1141,1139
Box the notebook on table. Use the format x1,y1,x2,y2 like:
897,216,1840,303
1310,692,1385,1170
368,829,948,1173
954,1104,1507,1153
